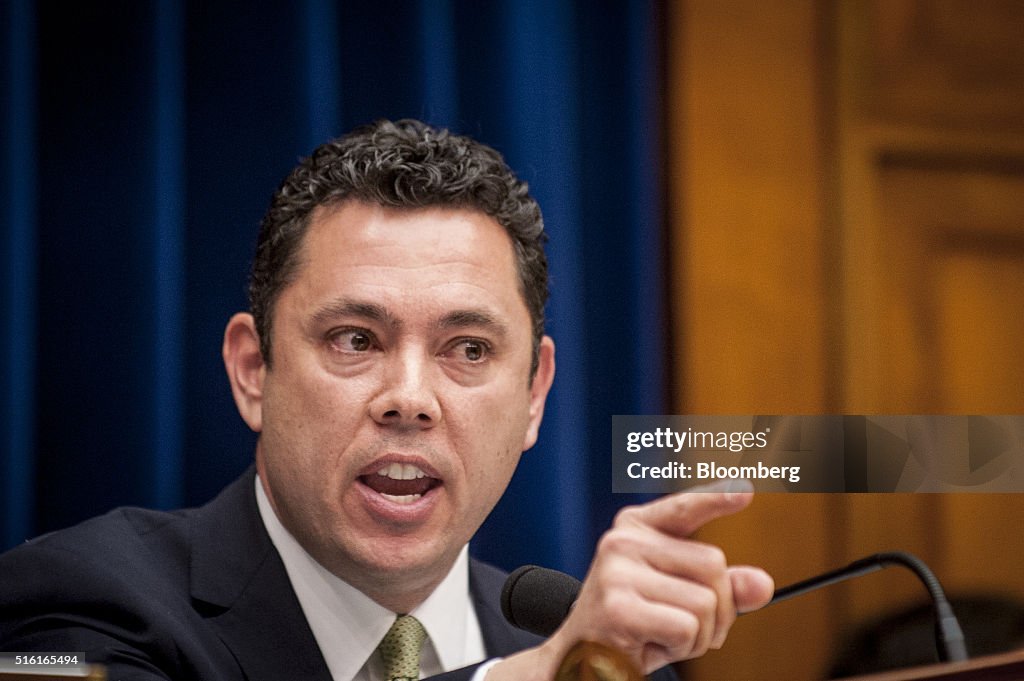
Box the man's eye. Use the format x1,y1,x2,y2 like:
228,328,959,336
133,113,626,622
331,330,374,352
458,340,488,362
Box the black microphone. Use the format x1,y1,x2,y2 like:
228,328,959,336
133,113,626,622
500,564,582,637
500,551,968,662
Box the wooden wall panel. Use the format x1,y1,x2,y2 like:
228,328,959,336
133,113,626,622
668,2,836,679
668,0,830,415
942,495,1024,596
938,253,1024,409
851,156,1024,412
853,0,1024,132
667,1,1024,679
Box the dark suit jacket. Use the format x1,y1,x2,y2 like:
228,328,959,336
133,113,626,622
0,468,677,681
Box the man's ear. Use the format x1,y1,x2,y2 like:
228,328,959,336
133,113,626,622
522,335,555,451
223,312,265,432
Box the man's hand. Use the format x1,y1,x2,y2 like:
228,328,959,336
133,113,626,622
488,483,773,680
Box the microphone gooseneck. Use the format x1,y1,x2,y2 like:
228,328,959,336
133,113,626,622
501,551,968,663
766,550,968,662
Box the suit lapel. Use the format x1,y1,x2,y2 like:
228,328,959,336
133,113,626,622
468,559,544,657
189,468,333,681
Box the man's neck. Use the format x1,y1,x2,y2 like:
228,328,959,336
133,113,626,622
254,471,458,613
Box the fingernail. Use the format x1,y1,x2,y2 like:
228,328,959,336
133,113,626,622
686,479,754,494
723,479,754,494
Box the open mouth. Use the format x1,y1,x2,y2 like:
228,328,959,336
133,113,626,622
359,462,442,505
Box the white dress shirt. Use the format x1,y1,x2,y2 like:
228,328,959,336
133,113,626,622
256,477,500,681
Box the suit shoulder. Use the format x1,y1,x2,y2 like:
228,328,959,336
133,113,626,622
0,503,198,620
5,504,190,563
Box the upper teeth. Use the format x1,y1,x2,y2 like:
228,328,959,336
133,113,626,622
377,463,427,480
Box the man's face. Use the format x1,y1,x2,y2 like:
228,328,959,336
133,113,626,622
237,201,554,606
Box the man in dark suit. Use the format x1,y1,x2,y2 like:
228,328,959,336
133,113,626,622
0,119,773,680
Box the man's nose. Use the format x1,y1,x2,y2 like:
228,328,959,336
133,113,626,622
368,350,441,428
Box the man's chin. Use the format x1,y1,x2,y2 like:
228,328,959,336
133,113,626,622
356,538,452,576
333,540,460,611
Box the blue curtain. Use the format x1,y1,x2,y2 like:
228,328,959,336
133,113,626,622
1,0,666,580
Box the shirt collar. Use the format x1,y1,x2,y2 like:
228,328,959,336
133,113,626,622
410,541,471,673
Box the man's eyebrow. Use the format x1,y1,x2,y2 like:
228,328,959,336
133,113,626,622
437,309,509,338
310,299,401,329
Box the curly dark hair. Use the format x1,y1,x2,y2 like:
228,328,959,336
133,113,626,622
248,119,549,374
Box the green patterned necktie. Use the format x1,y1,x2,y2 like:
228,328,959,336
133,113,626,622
378,614,428,681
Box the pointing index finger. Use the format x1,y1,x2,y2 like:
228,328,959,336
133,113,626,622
626,480,755,537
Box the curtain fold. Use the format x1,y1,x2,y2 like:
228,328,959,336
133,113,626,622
1,0,665,579
2,0,38,551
